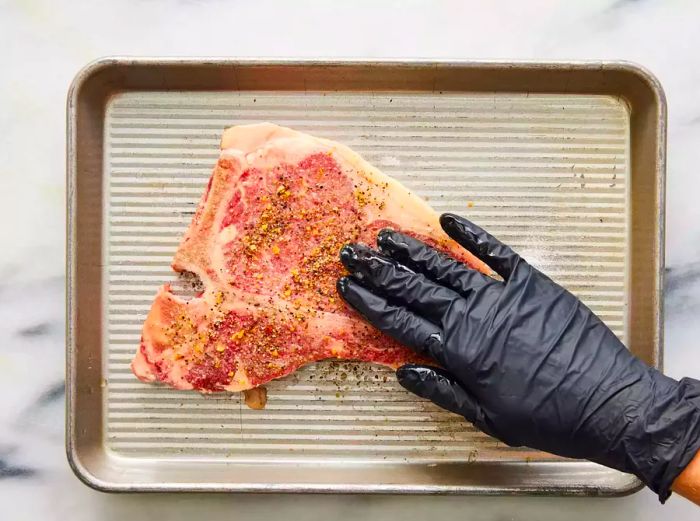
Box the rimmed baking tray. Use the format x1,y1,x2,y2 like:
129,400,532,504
66,58,665,494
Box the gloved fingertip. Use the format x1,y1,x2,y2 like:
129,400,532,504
438,213,457,227
396,364,436,392
336,276,351,295
336,275,370,305
376,228,396,248
397,364,482,421
439,212,461,229
440,213,476,240
339,244,363,270
339,244,354,260
396,363,419,383
377,229,411,260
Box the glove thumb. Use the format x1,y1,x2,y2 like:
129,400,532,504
397,364,493,436
439,213,523,281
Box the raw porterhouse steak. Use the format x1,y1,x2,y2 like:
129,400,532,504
131,123,492,393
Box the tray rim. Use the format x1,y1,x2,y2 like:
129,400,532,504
66,57,666,495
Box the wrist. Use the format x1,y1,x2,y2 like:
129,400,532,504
672,448,700,505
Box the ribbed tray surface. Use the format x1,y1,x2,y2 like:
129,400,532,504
104,91,628,461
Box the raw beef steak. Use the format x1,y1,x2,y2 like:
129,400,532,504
131,123,492,392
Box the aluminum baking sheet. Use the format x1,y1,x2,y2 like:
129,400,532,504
67,59,665,494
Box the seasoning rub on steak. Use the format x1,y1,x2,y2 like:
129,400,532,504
131,123,491,393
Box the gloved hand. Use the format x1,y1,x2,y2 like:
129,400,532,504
337,213,700,502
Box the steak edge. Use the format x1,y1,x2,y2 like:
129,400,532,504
131,123,492,392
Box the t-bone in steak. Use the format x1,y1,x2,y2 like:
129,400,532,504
131,123,492,393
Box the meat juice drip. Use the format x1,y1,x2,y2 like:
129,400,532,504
243,387,267,410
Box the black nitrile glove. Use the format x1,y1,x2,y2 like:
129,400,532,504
337,213,700,502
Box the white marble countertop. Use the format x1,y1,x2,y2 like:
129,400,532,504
2,0,700,519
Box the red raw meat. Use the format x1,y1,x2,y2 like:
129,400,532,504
131,124,492,393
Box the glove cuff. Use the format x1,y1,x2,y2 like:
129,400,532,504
586,371,700,502
623,375,700,503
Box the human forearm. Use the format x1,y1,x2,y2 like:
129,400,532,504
674,450,700,505
337,213,700,503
